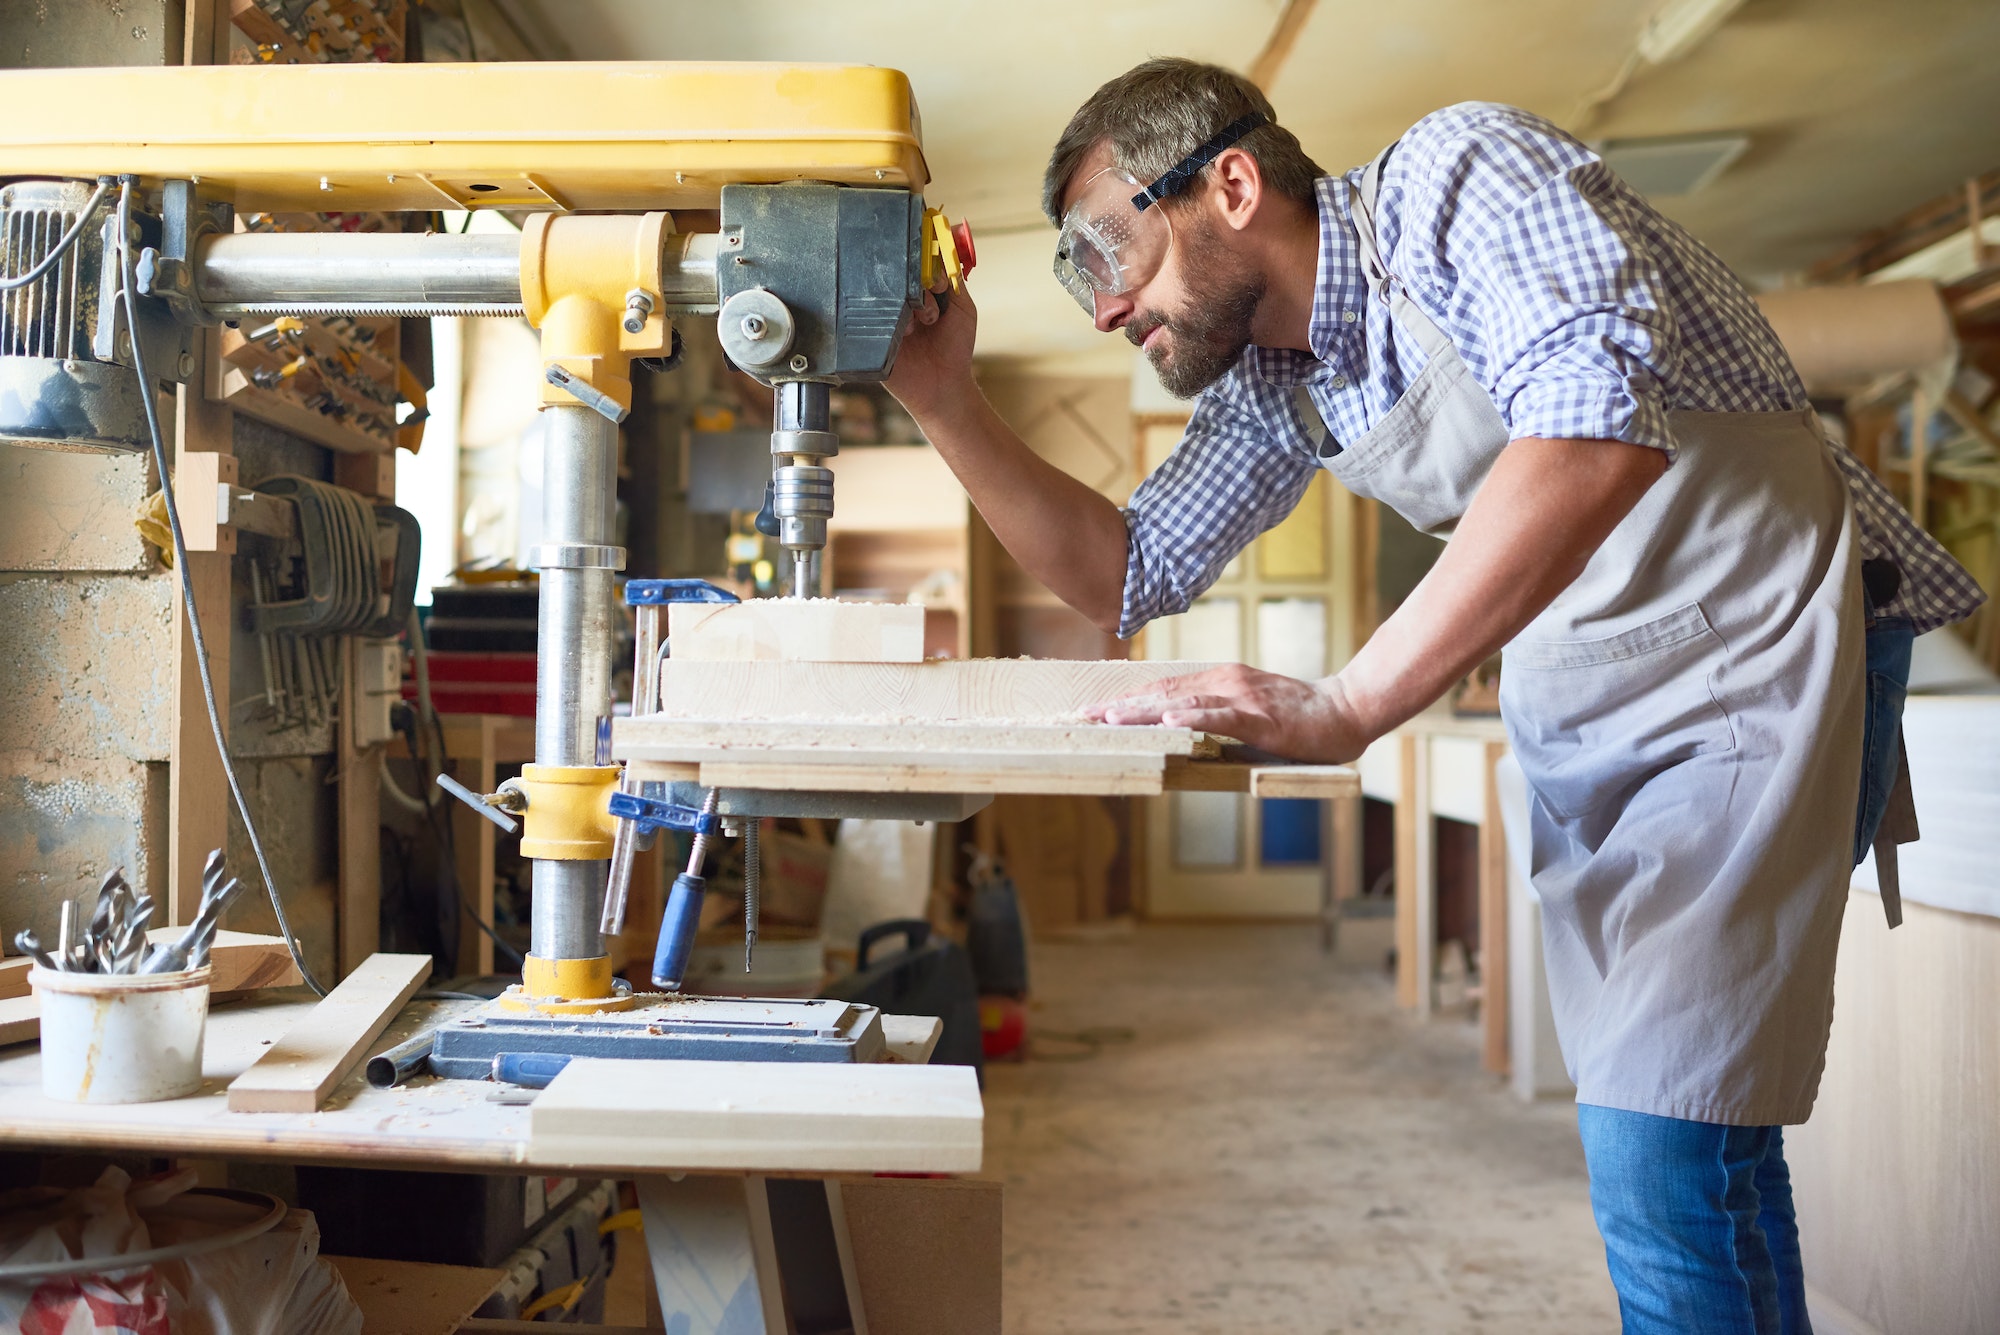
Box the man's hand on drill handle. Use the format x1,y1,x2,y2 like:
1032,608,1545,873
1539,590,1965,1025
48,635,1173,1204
1082,666,1373,764
887,274,980,423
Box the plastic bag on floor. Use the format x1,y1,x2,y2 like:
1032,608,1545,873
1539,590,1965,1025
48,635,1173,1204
0,1167,361,1335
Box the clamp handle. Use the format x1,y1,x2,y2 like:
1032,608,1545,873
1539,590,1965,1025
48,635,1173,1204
625,578,741,607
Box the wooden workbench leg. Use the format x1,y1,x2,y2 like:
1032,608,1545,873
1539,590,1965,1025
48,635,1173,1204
1325,793,1362,954
1394,734,1438,1014
635,1174,786,1335
1479,740,1511,1076
168,355,235,925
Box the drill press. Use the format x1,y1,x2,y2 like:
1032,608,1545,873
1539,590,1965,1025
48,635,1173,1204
0,60,971,1070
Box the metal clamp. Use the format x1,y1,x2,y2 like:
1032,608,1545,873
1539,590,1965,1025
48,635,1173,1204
607,790,722,839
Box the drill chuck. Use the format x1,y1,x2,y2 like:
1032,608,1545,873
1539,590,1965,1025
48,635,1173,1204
773,464,834,552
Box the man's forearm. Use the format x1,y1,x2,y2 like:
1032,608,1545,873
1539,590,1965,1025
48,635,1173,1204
1333,436,1666,738
917,388,1131,633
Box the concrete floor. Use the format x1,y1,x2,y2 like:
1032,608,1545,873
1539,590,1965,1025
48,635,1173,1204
982,923,1620,1334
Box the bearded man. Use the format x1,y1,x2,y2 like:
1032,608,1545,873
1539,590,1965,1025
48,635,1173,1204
885,57,1980,1335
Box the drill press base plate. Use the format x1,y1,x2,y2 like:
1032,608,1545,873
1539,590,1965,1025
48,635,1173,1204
427,993,886,1080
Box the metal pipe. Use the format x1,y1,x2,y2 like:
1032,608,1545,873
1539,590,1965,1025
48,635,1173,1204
529,404,622,965
195,231,524,317
533,860,608,959
191,228,722,320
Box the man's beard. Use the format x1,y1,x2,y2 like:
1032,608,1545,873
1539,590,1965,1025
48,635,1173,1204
1127,218,1265,399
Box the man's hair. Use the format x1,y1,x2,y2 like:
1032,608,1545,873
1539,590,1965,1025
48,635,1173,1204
1042,58,1325,225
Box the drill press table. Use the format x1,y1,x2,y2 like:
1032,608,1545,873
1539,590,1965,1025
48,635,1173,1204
0,993,988,1333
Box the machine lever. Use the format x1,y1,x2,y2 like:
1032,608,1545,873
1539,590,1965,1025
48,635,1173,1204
543,364,630,424
436,772,522,834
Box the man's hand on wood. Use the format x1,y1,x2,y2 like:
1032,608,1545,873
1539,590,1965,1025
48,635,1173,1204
1082,664,1371,763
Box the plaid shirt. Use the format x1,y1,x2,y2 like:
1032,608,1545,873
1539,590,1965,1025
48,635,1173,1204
1121,102,1984,639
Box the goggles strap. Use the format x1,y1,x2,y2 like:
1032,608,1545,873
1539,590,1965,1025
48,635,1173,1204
1130,112,1271,212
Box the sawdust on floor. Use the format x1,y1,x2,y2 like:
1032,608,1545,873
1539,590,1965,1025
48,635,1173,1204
982,923,1618,1335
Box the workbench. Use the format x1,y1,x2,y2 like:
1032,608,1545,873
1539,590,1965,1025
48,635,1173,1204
0,993,994,1334
1358,709,1514,1074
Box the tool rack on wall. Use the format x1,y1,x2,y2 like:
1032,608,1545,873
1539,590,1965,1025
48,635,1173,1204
216,0,409,459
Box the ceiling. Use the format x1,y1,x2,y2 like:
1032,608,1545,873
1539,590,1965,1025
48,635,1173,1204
503,0,2000,367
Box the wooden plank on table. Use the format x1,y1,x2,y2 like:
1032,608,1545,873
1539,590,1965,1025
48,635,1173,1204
460,1324,655,1335
839,1178,1002,1335
1249,766,1361,799
617,715,1199,758
226,953,430,1113
325,1256,501,1335
657,658,1225,722
1161,758,1361,797
531,1058,983,1173
668,598,926,662
0,996,36,1047
880,1014,943,1065
697,752,1164,796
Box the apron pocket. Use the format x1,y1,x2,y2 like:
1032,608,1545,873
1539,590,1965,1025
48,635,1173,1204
1502,602,1737,820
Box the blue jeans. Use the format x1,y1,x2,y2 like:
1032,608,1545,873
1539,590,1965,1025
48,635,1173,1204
1577,1105,1813,1335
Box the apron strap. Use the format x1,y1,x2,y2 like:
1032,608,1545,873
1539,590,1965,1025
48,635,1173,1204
1348,144,1457,362
1871,724,1920,928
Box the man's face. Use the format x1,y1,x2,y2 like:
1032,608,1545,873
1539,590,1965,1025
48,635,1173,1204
1059,146,1266,399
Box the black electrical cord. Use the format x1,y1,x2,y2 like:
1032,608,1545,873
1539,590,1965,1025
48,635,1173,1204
0,178,110,291
118,177,329,998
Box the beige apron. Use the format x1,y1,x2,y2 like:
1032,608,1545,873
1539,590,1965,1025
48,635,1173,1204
1301,151,1864,1125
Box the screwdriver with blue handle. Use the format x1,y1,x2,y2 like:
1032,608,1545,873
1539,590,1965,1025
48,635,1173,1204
652,787,722,991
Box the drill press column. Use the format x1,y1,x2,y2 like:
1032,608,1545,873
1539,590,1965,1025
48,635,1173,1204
529,403,620,963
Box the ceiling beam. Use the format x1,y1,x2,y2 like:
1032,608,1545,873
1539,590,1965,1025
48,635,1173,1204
1247,0,1317,93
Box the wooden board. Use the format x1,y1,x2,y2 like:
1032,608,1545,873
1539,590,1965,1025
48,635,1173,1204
840,1178,1002,1335
226,952,430,1113
617,716,1199,758
325,1256,500,1335
667,599,926,662
879,1014,943,1065
657,658,1225,722
0,996,36,1048
695,752,1165,796
1162,757,1361,797
530,1058,984,1173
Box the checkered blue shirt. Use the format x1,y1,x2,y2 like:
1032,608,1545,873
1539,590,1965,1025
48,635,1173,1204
1120,102,1984,639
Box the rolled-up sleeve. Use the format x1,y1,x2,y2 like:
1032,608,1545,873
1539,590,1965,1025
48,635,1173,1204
1119,382,1320,638
1395,105,1682,455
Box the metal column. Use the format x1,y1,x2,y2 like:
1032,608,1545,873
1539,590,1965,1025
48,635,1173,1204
529,403,623,964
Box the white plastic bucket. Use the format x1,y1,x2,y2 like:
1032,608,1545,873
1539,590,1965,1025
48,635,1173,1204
30,965,211,1103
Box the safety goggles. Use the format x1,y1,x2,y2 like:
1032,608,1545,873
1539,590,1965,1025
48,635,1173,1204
1051,112,1268,315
